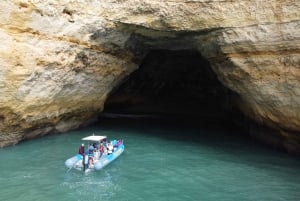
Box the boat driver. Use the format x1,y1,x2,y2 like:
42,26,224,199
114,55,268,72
78,144,85,156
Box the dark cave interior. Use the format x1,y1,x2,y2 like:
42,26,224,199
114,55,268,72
103,50,239,123
101,50,298,155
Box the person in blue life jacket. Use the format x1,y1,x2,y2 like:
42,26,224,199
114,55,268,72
88,143,94,155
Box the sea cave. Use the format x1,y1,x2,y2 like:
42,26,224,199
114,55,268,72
103,49,239,126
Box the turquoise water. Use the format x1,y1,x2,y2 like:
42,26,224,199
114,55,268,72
0,117,299,201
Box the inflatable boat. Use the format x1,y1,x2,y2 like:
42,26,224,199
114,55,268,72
65,135,124,172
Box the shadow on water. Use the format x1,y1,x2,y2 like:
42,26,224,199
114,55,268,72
97,114,300,166
98,113,252,145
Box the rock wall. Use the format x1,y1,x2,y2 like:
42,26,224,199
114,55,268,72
101,0,300,154
0,0,138,146
0,0,299,153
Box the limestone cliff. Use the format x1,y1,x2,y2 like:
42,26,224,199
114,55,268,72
0,0,299,154
0,0,138,146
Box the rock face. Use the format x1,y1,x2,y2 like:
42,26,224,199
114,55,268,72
0,0,299,153
0,0,138,146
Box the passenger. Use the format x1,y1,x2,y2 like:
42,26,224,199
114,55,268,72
107,141,113,155
89,156,94,166
96,142,100,150
102,138,107,147
99,143,105,157
78,144,85,156
115,139,123,147
88,143,94,155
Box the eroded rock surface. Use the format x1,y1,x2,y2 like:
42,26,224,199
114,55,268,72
0,0,138,146
0,0,299,153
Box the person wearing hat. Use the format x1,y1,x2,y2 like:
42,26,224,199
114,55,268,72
78,143,85,156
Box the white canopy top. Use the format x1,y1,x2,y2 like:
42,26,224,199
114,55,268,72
81,135,107,142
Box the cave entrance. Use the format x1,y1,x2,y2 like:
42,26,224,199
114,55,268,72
103,49,236,124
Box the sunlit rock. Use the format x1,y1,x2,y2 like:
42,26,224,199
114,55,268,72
0,0,299,154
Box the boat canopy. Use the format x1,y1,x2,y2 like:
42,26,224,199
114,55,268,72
81,135,107,142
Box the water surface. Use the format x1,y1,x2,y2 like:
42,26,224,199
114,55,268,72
0,117,299,201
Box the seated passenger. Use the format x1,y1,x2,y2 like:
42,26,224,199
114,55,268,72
88,143,94,155
107,142,113,155
115,139,123,147
88,156,94,166
99,143,105,157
